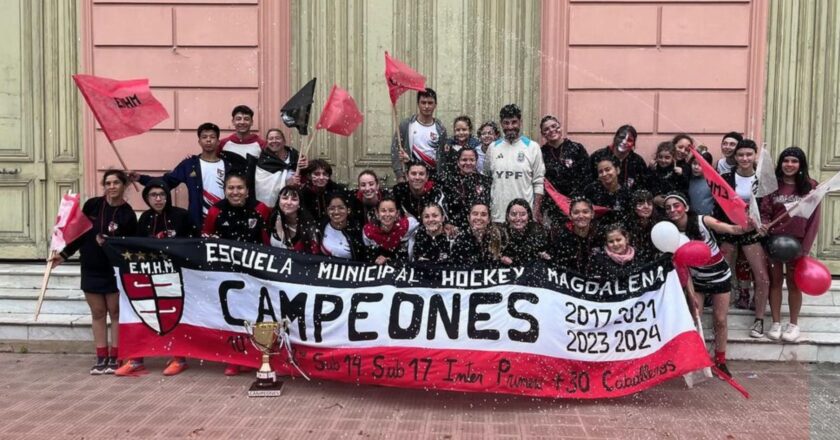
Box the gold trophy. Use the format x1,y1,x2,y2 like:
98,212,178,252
243,320,286,397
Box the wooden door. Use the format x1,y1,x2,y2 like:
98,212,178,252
0,0,81,259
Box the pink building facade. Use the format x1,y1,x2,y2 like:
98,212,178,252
83,0,767,199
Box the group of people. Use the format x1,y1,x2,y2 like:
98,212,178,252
52,89,821,382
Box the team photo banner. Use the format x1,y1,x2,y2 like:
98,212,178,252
105,238,711,399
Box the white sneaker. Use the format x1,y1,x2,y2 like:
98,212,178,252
781,323,800,343
767,322,782,340
749,319,764,338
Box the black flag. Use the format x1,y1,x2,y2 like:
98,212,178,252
281,78,316,136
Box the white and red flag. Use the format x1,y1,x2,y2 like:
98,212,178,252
50,193,92,253
784,170,840,219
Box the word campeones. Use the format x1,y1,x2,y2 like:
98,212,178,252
218,282,540,344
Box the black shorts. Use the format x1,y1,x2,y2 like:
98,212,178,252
81,270,118,294
690,259,732,295
717,231,762,247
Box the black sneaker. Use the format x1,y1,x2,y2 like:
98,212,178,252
90,356,107,375
749,318,764,338
103,356,118,374
715,362,732,379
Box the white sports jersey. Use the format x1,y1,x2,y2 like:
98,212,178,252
484,136,546,223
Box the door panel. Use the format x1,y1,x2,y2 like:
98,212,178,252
0,0,80,259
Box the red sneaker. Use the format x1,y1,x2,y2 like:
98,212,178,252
115,360,146,377
163,359,188,376
223,364,240,376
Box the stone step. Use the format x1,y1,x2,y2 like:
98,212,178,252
702,328,840,363
0,313,95,343
0,298,91,315
0,264,83,290
0,287,89,315
700,306,840,334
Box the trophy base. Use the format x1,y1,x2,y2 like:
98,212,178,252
247,380,284,398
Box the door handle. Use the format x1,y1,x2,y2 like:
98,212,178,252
0,168,20,175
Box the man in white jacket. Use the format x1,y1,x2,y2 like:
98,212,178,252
484,104,546,224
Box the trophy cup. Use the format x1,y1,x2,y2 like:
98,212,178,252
243,320,286,397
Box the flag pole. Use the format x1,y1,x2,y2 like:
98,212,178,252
391,105,407,177
765,208,793,230
302,129,319,159
34,251,57,321
108,139,141,192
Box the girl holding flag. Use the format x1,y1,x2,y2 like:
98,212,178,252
51,170,137,375
663,192,753,377
760,147,820,342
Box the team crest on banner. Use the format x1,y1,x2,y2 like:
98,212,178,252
119,256,184,335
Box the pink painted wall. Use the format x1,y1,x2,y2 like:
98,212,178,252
541,0,767,162
81,0,767,206
80,0,290,208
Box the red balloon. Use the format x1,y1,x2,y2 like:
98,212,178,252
673,241,712,267
793,256,831,296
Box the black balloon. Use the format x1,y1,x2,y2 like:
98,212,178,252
766,235,802,263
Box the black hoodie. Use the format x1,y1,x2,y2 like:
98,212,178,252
137,179,199,238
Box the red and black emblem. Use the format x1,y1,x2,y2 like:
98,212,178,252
121,272,184,335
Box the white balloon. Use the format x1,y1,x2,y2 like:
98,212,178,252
651,221,681,253
678,234,690,247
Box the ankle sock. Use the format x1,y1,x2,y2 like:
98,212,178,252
109,346,119,359
96,346,108,358
715,351,726,365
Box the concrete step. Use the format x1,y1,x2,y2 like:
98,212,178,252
0,287,88,313
702,328,840,363
701,306,840,334
0,312,95,344
0,263,82,290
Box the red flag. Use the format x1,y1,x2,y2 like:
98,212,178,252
50,193,93,253
384,52,426,105
544,180,611,217
315,85,364,136
689,147,748,227
72,74,169,142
